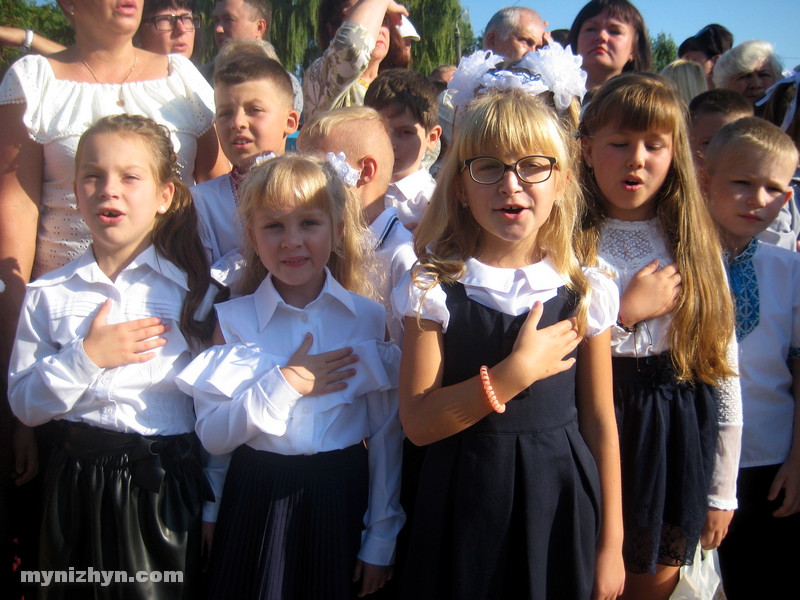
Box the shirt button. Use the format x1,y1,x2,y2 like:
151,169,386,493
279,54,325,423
300,314,309,323
303,407,311,415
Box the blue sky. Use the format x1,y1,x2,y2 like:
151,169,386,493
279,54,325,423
457,0,800,71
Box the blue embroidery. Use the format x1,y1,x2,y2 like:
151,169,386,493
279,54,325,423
725,239,759,342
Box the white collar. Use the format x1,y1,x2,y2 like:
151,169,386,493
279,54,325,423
461,256,565,294
29,245,189,291
253,267,358,329
389,168,433,198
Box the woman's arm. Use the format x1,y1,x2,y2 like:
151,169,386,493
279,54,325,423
399,302,581,446
0,101,42,373
193,125,229,184
769,358,800,517
345,0,406,43
576,330,625,599
0,26,65,56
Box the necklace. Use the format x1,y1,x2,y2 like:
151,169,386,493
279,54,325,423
81,53,138,107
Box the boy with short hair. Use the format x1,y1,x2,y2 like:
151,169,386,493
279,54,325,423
692,88,799,251
364,68,441,231
704,117,800,600
297,106,415,344
192,45,299,268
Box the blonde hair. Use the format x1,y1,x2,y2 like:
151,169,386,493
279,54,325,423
237,154,377,299
297,107,395,189
415,89,591,334
706,116,799,174
577,73,735,384
660,59,708,106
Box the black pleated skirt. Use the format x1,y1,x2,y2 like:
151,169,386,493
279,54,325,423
206,443,369,600
40,421,207,600
613,354,718,574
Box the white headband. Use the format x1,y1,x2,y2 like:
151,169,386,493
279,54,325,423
448,43,587,114
756,69,800,132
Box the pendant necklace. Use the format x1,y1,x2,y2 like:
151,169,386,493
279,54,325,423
81,53,138,107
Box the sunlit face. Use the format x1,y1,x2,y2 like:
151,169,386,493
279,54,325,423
76,132,173,270
707,145,795,256
380,107,440,181
726,59,777,104
70,0,142,36
214,0,266,48
577,9,635,87
137,6,196,58
489,14,547,61
215,79,299,169
583,125,674,221
459,149,560,266
247,203,336,307
370,16,391,63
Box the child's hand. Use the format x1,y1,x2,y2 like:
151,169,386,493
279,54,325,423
700,508,734,548
769,455,800,517
352,559,392,597
509,301,581,386
618,259,681,327
201,521,215,570
592,545,625,599
12,420,38,486
281,333,359,396
83,299,169,368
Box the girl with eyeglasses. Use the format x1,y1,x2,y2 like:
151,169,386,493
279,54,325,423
392,88,625,599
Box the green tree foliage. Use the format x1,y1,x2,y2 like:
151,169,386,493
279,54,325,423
404,0,474,75
0,1,73,77
651,31,678,73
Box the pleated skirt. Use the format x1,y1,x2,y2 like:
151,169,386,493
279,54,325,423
40,421,207,600
613,354,718,574
206,443,369,600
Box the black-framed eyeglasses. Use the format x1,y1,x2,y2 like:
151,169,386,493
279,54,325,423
149,13,201,31
462,155,557,185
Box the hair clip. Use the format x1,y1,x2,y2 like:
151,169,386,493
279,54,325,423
326,152,361,187
756,69,800,132
448,43,587,114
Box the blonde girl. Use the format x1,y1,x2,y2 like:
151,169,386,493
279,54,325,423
394,89,625,600
577,73,742,600
8,113,220,599
176,155,404,600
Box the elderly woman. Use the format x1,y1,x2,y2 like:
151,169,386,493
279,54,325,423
303,0,407,121
713,40,783,105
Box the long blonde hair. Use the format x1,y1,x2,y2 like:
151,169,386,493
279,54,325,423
414,89,591,334
577,73,736,383
237,154,376,299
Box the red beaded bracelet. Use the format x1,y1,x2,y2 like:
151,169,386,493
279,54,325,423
479,365,505,414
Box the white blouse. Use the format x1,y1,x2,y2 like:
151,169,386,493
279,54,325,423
391,256,619,336
384,168,436,230
0,54,216,278
597,217,742,509
8,246,197,436
175,270,404,566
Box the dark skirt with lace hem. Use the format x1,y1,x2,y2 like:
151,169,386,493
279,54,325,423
612,354,718,574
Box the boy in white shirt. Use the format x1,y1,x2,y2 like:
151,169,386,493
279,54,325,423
192,42,299,268
297,107,416,344
364,68,441,231
704,117,800,600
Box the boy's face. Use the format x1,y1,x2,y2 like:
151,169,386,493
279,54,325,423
215,79,299,169
707,144,795,255
380,107,440,181
691,111,748,167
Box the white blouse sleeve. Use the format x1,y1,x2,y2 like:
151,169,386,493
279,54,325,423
584,267,620,337
7,288,103,427
708,337,743,510
390,269,450,331
175,343,302,455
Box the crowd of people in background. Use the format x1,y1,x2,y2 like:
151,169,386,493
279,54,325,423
0,0,798,599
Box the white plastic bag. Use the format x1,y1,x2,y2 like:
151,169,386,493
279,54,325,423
669,546,722,600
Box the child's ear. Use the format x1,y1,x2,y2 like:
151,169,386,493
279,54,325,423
581,137,593,169
284,109,300,136
358,156,378,186
158,182,175,214
426,125,442,151
783,188,794,207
